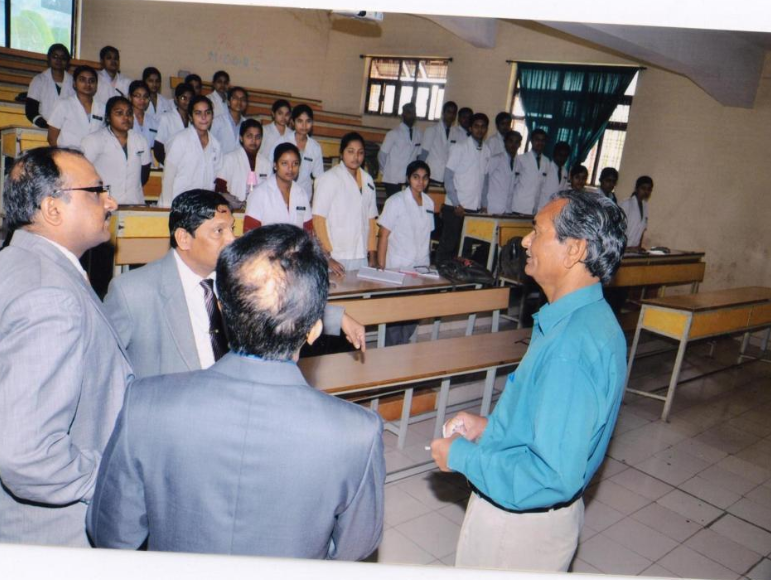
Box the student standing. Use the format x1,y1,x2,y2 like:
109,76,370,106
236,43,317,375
486,112,513,157
619,175,653,249
567,163,589,193
244,143,312,232
215,119,271,208
420,101,464,186
210,70,230,118
95,46,132,102
142,67,174,117
378,102,421,198
436,113,490,264
511,128,550,215
26,43,74,128
153,82,194,165
211,87,248,154
458,107,473,136
81,96,151,205
313,132,378,273
482,130,521,215
261,99,294,161
595,167,619,203
538,141,571,211
377,161,434,345
184,74,203,96
159,95,222,207
284,104,325,197
47,65,105,150
128,80,158,149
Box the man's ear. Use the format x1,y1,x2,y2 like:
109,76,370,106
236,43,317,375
174,227,193,251
563,238,588,269
306,319,323,346
38,196,65,228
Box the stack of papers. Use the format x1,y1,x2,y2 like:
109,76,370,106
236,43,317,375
357,267,405,285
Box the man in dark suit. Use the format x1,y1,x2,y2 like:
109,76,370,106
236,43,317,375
104,189,366,378
87,224,385,559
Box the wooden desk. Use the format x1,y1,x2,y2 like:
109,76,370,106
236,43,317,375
329,269,469,300
611,251,706,291
625,286,771,421
458,213,533,270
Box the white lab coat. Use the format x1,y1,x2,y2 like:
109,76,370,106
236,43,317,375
260,123,295,161
209,92,228,119
95,69,132,103
312,163,378,261
148,94,174,117
217,147,271,202
445,136,491,210
81,127,151,205
511,150,550,215
133,113,159,149
211,113,244,154
47,96,106,150
422,122,465,183
159,126,223,207
537,162,570,211
619,195,648,247
269,134,325,197
485,152,518,215
27,68,75,121
155,110,186,145
378,123,422,185
245,174,312,229
485,131,505,158
378,188,434,270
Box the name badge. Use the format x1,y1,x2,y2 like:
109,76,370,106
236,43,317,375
542,172,547,176
515,172,521,176
149,128,158,134
303,157,313,162
92,115,103,121
136,150,145,155
425,209,433,214
415,143,421,147
296,206,306,211
450,140,457,144
259,173,268,178
367,183,375,190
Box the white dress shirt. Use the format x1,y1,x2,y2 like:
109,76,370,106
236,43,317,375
217,148,272,202
619,195,648,247
485,131,505,158
159,126,223,207
245,175,312,229
81,127,151,205
260,123,295,161
485,152,518,215
155,110,186,146
95,69,132,103
211,113,244,155
377,188,434,270
269,134,325,196
537,162,570,211
47,96,106,151
422,122,464,183
173,250,215,369
445,136,491,210
511,150,551,214
379,123,422,185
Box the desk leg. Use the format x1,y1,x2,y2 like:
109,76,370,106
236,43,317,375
377,323,386,348
624,308,645,392
431,319,441,341
397,388,414,450
492,309,500,332
662,332,691,422
738,332,751,364
762,328,771,354
433,379,452,440
466,314,476,336
480,368,496,417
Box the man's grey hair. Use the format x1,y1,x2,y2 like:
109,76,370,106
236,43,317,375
553,190,628,285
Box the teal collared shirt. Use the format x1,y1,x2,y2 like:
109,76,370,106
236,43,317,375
449,283,627,511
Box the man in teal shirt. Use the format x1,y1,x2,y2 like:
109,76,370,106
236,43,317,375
431,191,628,572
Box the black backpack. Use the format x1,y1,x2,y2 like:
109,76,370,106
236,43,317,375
437,257,495,286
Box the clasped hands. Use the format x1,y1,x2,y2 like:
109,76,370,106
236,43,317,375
430,411,488,472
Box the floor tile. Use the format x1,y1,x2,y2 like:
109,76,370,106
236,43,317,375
696,425,761,456
610,467,675,500
658,490,723,526
439,552,456,566
384,449,415,473
673,437,729,464
373,528,435,565
641,563,681,577
631,502,702,542
658,545,739,580
384,485,433,527
736,448,771,473
636,447,712,486
583,498,625,532
395,511,461,559
711,515,771,556
681,475,742,509
718,456,771,485
592,457,629,481
700,464,759,495
570,558,603,574
748,559,771,580
729,499,771,533
685,528,762,574
603,516,679,560
397,472,469,509
436,501,467,526
614,410,652,435
747,486,771,510
575,533,652,575
586,479,651,515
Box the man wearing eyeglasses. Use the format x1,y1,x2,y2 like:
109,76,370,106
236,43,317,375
0,147,133,547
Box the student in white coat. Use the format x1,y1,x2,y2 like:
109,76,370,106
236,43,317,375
419,101,465,186
142,67,174,118
458,107,473,137
378,102,421,198
511,128,550,215
435,113,491,264
82,96,151,206
537,141,571,211
377,160,435,345
95,46,132,103
244,143,312,233
159,95,222,208
209,70,230,119
278,104,325,197
261,99,294,161
619,175,653,249
215,119,271,209
485,112,513,158
184,74,203,96
153,82,194,165
129,80,158,149
482,130,521,215
47,65,105,150
594,167,619,203
313,132,378,274
25,43,75,128
211,86,248,155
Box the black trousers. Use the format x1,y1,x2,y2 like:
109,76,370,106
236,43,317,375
436,204,464,264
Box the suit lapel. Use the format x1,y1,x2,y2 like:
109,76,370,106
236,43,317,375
159,251,201,371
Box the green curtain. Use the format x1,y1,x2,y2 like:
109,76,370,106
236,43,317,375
517,63,638,166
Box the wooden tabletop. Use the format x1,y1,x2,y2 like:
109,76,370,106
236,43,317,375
328,269,462,298
298,329,530,394
642,286,771,312
620,250,705,266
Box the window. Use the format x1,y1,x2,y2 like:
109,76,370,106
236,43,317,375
511,70,639,185
7,0,74,53
364,57,449,121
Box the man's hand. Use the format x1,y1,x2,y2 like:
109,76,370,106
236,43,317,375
445,411,488,442
453,205,466,217
341,313,366,352
328,258,346,277
430,433,460,472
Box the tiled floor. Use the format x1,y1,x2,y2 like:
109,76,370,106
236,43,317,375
366,334,771,578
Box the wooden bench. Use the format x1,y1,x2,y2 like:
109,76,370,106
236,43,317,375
625,286,771,421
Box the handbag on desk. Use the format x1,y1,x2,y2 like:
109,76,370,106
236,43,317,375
438,257,495,286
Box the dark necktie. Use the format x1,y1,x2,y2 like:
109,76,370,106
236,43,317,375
509,157,514,171
445,126,450,139
536,154,541,170
200,279,229,361
409,127,413,141
558,167,562,182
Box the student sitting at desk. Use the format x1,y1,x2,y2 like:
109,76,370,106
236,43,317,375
26,43,74,129
377,160,435,345
47,65,105,150
81,96,151,206
215,118,271,208
619,175,653,249
244,143,312,232
482,130,522,215
153,83,194,165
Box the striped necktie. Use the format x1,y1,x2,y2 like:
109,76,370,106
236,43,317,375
200,279,229,361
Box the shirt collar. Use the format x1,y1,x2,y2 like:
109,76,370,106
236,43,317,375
35,234,88,281
173,249,215,292
533,283,604,334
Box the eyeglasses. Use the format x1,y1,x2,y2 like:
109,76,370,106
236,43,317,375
54,185,111,197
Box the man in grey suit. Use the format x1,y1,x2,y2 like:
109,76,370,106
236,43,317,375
88,224,385,559
104,189,366,378
0,147,133,547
